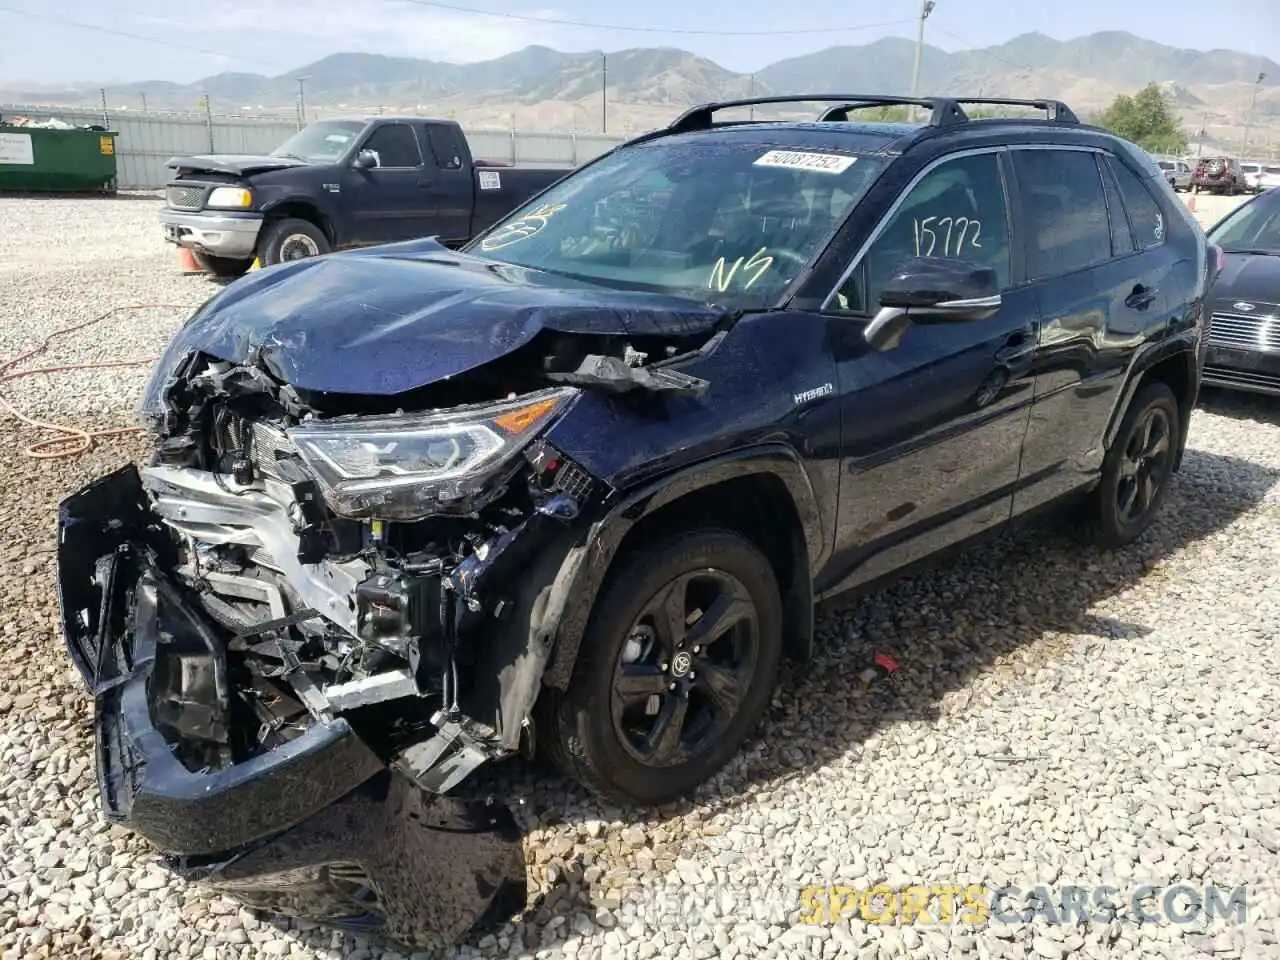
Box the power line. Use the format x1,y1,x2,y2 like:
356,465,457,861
394,1,916,38
929,24,1032,73
0,4,292,69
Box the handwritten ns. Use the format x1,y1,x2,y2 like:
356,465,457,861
708,247,773,292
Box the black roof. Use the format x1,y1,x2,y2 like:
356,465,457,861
613,93,1156,174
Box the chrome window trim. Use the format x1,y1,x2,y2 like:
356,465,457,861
821,142,1119,312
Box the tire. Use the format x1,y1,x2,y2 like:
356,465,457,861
1080,381,1180,549
258,217,331,266
192,252,252,279
543,528,783,807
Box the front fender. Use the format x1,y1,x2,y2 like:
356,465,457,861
537,443,823,690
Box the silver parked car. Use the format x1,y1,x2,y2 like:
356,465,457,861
1156,157,1192,192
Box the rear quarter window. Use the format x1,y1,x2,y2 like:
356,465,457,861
1107,156,1166,250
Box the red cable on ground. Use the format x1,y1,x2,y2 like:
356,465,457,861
0,304,182,460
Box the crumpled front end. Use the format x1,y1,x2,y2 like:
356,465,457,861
54,348,618,949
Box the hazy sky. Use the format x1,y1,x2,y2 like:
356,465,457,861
0,0,1275,85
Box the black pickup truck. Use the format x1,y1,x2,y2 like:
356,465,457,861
158,116,571,277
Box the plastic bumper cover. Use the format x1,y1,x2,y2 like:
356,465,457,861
1203,344,1280,397
55,464,527,950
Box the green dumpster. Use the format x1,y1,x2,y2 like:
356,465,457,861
0,125,118,194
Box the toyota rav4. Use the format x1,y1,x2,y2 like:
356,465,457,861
56,94,1213,951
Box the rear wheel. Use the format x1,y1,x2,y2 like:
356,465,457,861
544,529,783,807
259,217,331,266
1080,381,1180,548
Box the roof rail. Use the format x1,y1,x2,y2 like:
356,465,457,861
667,94,968,133
817,97,967,125
950,97,1079,123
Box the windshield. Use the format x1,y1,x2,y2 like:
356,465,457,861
1207,191,1280,254
463,138,887,306
1158,160,1174,171
270,120,367,161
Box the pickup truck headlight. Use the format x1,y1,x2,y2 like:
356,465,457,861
206,187,253,209
287,387,579,520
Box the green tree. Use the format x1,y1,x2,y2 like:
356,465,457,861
1093,82,1189,154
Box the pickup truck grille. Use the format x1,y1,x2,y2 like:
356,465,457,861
165,185,206,210
1207,312,1280,353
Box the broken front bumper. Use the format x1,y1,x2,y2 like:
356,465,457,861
55,465,527,951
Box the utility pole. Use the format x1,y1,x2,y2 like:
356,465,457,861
99,88,108,127
139,93,147,113
200,94,214,151
749,74,756,120
296,76,308,130
601,53,608,133
1242,69,1266,157
909,0,936,120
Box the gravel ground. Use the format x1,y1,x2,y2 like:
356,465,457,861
2,194,1279,960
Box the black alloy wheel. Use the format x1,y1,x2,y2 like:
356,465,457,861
1115,403,1173,527
610,568,759,768
542,529,783,807
1081,381,1180,548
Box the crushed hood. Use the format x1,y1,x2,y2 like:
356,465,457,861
1211,252,1280,313
166,154,309,176
142,238,730,399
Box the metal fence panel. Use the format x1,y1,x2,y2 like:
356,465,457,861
0,104,629,189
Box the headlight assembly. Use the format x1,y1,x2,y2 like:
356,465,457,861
206,187,253,209
287,386,579,520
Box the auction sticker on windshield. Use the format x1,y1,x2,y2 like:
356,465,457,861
754,150,856,174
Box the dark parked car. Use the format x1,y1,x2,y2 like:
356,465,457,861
1192,156,1246,195
158,116,569,277
1202,187,1280,395
57,94,1212,950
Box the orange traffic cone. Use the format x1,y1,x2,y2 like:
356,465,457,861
1187,186,1197,214
177,247,203,275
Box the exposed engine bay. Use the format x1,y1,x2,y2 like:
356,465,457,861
54,243,735,948
132,347,634,795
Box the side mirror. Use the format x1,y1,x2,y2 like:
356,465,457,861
865,257,1002,352
353,150,378,170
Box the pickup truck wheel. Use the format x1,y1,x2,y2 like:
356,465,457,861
259,217,330,266
1081,381,1179,549
191,252,252,279
545,529,782,808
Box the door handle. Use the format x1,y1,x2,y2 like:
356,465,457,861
1125,284,1158,310
994,328,1035,365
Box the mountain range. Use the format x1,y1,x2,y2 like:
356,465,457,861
4,31,1277,147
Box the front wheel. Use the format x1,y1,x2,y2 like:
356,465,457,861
258,217,331,266
1081,381,1180,548
544,529,783,807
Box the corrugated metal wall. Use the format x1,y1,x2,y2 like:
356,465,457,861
0,104,628,190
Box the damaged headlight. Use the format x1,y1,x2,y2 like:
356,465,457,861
287,386,579,520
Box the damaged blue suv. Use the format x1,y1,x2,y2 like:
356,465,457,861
56,95,1213,950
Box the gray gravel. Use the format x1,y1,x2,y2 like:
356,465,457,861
2,194,1279,960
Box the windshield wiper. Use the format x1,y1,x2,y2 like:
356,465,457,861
1222,248,1280,257
272,152,307,161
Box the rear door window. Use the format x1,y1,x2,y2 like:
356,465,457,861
425,125,464,170
1012,149,1114,280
